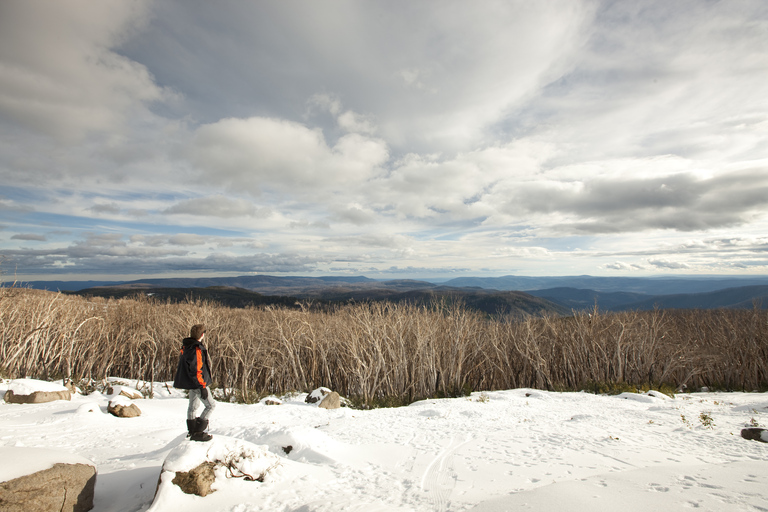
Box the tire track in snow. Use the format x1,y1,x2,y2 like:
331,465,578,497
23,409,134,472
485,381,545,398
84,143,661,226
420,435,472,512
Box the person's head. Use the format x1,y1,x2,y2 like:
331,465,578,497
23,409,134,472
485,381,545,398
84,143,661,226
190,324,206,341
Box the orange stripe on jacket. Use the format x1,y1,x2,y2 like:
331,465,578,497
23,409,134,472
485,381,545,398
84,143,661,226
196,347,206,388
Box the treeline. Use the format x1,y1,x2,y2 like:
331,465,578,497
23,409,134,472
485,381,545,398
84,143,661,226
1,287,766,405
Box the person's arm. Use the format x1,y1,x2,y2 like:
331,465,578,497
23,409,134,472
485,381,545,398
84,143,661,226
195,346,207,389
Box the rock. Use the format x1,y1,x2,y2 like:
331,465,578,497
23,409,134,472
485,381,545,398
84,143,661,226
4,389,72,404
106,386,142,399
153,436,282,506
3,379,72,404
741,427,768,442
318,391,341,410
0,461,96,512
107,397,141,418
171,461,217,497
305,387,332,404
261,396,282,406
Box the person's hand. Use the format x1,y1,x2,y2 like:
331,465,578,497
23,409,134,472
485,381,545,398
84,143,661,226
201,387,208,400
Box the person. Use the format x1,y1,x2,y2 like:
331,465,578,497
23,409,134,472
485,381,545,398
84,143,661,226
173,323,216,442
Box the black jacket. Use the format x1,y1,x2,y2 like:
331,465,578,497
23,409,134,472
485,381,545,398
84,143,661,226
173,337,212,390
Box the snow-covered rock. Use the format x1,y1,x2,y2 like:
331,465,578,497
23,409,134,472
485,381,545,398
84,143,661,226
260,395,283,405
318,391,341,409
305,387,333,404
150,436,282,509
0,447,96,512
106,385,142,399
107,395,141,418
3,378,71,404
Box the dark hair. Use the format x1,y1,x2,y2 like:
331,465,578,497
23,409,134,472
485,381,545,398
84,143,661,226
190,324,206,340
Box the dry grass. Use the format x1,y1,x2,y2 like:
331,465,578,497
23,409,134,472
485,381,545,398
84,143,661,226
1,287,766,405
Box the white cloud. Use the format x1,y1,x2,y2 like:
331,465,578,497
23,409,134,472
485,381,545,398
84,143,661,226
603,261,646,271
168,234,207,246
164,195,270,219
337,111,376,135
0,0,167,141
190,117,389,195
648,259,691,270
3,1,768,279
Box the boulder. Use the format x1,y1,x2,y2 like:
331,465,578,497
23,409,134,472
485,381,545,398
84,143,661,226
152,436,282,506
3,379,72,404
0,448,96,512
4,389,71,404
107,396,141,418
318,391,341,410
305,387,332,404
172,462,217,497
108,402,141,418
741,427,768,442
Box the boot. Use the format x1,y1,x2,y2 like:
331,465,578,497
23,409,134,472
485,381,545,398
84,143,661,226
186,419,196,438
190,417,212,442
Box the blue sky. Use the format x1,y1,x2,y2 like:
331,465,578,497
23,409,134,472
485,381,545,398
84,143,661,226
1,0,768,281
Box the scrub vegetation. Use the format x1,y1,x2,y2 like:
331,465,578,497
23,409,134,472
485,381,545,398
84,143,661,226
1,287,766,406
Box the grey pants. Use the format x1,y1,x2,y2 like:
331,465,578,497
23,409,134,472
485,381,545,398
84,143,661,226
187,388,216,420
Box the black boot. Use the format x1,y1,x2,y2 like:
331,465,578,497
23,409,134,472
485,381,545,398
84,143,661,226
190,417,212,442
186,419,196,438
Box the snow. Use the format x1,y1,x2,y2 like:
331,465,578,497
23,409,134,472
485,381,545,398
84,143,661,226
1,377,767,511
0,446,94,483
108,385,143,399
6,377,68,395
109,395,135,408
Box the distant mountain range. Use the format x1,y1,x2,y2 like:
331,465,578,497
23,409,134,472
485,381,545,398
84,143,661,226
10,274,768,314
441,275,768,295
528,285,768,311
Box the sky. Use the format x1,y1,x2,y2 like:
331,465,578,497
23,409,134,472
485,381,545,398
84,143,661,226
1,0,768,282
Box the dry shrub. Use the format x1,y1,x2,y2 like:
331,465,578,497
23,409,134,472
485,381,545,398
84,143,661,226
1,287,766,405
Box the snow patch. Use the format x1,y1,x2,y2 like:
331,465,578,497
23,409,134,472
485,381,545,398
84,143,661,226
0,447,94,483
6,378,68,395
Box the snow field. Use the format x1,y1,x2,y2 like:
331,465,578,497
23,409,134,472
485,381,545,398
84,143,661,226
1,379,767,511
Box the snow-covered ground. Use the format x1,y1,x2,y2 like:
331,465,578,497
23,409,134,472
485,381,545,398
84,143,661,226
1,378,767,511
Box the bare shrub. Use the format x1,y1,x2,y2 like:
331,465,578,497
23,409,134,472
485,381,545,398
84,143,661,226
1,287,766,405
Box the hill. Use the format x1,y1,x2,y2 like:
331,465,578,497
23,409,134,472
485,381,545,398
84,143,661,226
318,287,569,318
527,287,651,311
66,286,303,309
443,275,768,295
528,285,768,311
68,284,567,318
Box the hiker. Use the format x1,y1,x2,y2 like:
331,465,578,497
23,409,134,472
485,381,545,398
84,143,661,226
173,323,216,442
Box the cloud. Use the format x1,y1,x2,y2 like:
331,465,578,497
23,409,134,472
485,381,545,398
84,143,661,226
90,203,122,215
489,167,768,234
330,234,412,249
0,0,167,141
328,204,378,226
164,195,271,218
10,234,46,242
189,117,389,195
337,111,377,135
603,261,646,271
2,1,768,279
0,199,34,213
168,234,207,246
648,258,691,270
2,232,321,275
517,0,768,166
118,1,596,154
